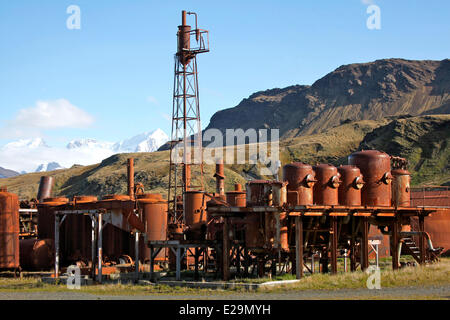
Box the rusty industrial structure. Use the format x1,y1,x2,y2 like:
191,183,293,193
0,11,449,285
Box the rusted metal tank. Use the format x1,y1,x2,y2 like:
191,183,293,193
184,191,207,239
37,176,54,202
0,187,20,269
37,197,69,240
177,10,191,65
246,180,287,206
19,238,54,270
245,213,265,249
313,164,341,205
338,165,364,206
283,163,316,206
226,184,246,207
348,150,393,207
392,169,411,207
137,193,168,261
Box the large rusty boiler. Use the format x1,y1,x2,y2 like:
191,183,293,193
312,164,341,205
62,196,97,265
246,180,287,207
184,190,207,240
19,238,54,270
37,197,69,240
0,187,20,270
137,193,168,262
392,169,411,207
283,162,316,206
36,176,54,202
348,150,393,206
338,165,364,206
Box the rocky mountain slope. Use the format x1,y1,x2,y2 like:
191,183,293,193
206,59,450,138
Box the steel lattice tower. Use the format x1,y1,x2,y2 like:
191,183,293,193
168,11,209,223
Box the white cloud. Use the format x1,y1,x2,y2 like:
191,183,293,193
146,96,159,105
0,99,94,139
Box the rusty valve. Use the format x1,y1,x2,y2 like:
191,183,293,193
353,176,365,190
381,172,393,185
329,175,341,189
303,174,317,188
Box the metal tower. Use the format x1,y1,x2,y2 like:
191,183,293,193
168,10,209,224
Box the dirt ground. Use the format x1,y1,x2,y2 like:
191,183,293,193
0,285,449,300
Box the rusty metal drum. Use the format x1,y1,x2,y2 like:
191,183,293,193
348,150,393,207
19,238,54,270
313,164,341,205
0,187,20,269
184,190,207,233
37,197,69,240
338,165,364,206
283,163,316,206
37,176,54,202
246,180,287,206
137,193,168,261
392,169,411,207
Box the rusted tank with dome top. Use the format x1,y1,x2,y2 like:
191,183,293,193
348,150,393,206
283,162,316,206
37,197,69,240
184,190,208,240
312,164,341,205
137,193,168,262
0,187,20,270
338,165,365,206
391,169,411,207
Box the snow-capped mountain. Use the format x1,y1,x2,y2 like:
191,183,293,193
0,129,169,173
35,162,64,172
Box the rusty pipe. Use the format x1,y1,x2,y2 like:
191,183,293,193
127,158,135,200
214,159,225,196
37,176,54,202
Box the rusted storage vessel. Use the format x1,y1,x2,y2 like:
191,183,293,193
348,150,392,206
0,188,20,269
37,176,54,202
37,197,69,240
283,163,316,206
392,169,411,207
245,213,265,249
338,165,364,206
184,191,207,239
246,180,287,207
226,184,246,207
19,238,54,270
137,193,168,262
313,164,341,205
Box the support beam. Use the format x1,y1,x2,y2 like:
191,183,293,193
361,217,369,271
295,216,303,279
392,219,399,270
97,212,103,283
330,217,338,275
419,215,426,264
223,218,230,281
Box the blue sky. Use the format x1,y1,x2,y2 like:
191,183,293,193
1,0,449,147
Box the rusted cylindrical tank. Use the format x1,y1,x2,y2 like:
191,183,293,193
313,164,341,205
37,197,69,240
392,169,411,207
19,238,54,270
226,184,246,207
177,11,191,65
283,163,316,206
184,191,207,239
246,180,287,207
245,213,265,249
137,194,168,261
348,150,393,207
338,165,364,206
0,187,20,269
37,176,54,202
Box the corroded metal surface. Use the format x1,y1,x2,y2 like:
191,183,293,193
283,162,315,206
19,238,54,270
37,176,54,202
338,165,364,206
0,188,20,269
392,169,411,207
313,164,341,205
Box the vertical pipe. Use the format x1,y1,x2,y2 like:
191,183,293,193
183,163,191,191
344,249,347,272
194,248,199,280
223,218,230,281
295,216,304,279
97,212,103,283
176,247,181,281
392,220,399,270
91,215,96,280
150,246,154,275
361,217,369,271
331,217,338,274
135,231,139,281
54,214,60,278
127,158,135,200
215,159,225,196
350,217,356,271
419,215,425,264
37,176,54,202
